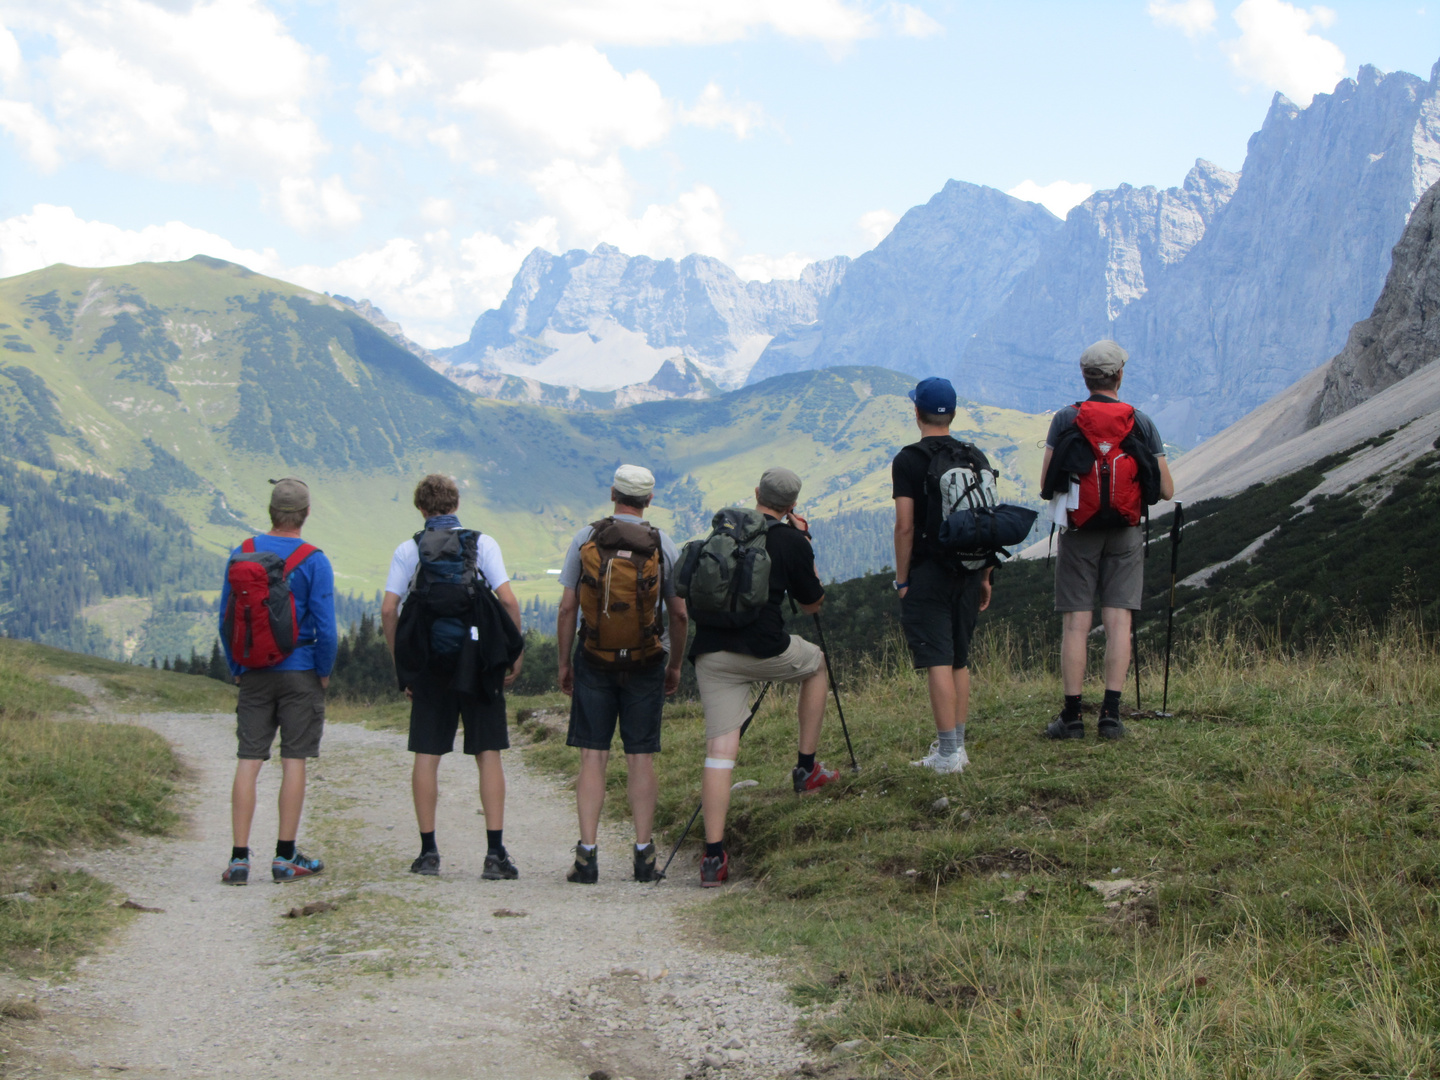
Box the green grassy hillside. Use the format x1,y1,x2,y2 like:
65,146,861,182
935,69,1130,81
0,257,1051,660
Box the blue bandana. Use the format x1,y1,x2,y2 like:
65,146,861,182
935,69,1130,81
425,514,461,531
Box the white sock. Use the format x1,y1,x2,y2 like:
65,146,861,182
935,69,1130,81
580,843,596,853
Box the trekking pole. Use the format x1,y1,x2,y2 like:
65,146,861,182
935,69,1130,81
811,614,859,773
1160,501,1185,716
655,682,772,883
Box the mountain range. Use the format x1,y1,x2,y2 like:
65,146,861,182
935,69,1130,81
441,57,1440,446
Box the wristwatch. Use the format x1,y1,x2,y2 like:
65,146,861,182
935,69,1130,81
892,580,908,591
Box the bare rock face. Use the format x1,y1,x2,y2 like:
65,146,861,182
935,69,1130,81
959,160,1238,412
1113,62,1440,443
747,181,1061,384
1308,178,1440,424
446,245,849,389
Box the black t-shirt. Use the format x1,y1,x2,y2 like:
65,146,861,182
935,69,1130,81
891,435,994,566
691,518,825,660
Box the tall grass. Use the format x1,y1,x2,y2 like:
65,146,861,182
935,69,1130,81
517,609,1440,1077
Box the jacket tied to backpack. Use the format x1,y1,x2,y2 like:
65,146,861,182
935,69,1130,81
393,527,524,700
914,438,1037,569
1041,400,1162,530
577,516,666,670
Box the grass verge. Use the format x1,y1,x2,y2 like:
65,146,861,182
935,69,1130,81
520,614,1440,1077
0,638,237,714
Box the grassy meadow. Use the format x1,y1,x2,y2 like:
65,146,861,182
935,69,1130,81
0,640,206,974
516,614,1440,1078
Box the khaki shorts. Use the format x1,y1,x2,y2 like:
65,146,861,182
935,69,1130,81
694,636,825,740
1054,526,1144,612
236,669,326,760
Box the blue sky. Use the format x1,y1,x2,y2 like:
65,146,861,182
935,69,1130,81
0,0,1435,346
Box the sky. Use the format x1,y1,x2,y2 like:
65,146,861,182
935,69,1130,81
0,0,1435,348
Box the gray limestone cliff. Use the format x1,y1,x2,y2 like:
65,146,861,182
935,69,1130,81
747,181,1061,384
957,160,1238,412
1308,177,1440,424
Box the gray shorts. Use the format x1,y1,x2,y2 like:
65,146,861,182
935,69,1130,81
1054,526,1144,612
236,669,326,760
900,559,982,669
694,636,824,741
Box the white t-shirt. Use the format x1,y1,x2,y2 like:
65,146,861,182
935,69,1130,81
384,530,510,602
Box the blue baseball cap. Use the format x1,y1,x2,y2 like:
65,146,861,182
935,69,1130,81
908,377,957,415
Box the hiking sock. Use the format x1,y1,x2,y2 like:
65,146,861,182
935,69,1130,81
486,829,504,854
231,846,249,862
937,728,959,757
1100,689,1122,719
796,751,816,773
579,843,596,854
275,839,296,861
955,724,965,750
705,840,724,859
419,831,437,855
635,842,650,852
1062,695,1083,724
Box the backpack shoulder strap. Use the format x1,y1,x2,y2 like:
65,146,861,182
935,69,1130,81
241,537,256,554
282,543,319,577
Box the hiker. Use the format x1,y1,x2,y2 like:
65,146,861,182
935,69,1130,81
688,467,838,887
891,377,998,775
1040,341,1173,739
381,474,525,880
555,465,688,883
219,478,337,885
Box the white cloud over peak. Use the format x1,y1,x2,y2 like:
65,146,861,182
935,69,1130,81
1006,179,1093,219
681,83,767,139
732,252,814,281
1148,0,1218,37
0,203,281,279
858,208,900,247
1222,0,1345,105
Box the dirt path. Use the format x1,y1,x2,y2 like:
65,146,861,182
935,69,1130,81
4,687,818,1080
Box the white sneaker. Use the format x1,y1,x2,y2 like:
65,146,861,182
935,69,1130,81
910,741,966,774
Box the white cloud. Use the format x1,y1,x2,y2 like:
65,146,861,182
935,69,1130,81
0,100,60,170
0,203,281,279
451,43,670,159
0,20,21,82
889,4,942,37
1006,179,1093,219
276,174,365,231
732,252,813,281
681,83,766,139
1222,0,1345,105
1148,0,1218,37
857,208,899,247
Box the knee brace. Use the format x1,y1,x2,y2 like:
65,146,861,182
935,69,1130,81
703,757,736,770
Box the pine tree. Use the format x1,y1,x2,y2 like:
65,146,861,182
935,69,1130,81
162,656,171,671
206,639,227,682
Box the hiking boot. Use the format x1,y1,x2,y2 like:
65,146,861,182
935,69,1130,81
1045,715,1085,740
700,852,729,888
566,844,598,884
792,761,840,793
482,850,519,881
633,843,657,883
1097,715,1127,740
410,851,440,876
272,849,323,882
910,741,967,775
221,855,249,885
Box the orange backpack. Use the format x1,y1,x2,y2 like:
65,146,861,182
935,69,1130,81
578,517,666,669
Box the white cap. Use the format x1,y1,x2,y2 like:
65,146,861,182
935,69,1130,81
613,464,655,497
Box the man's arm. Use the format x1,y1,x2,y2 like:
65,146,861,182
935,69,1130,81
1039,447,1053,494
381,591,402,657
310,556,338,689
893,496,915,598
664,597,688,695
556,587,579,696
1159,456,1175,501
494,581,525,688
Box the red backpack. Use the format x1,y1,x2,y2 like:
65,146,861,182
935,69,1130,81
222,537,319,669
1071,400,1143,529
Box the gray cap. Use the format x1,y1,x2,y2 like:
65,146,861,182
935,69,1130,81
1080,340,1128,376
757,466,802,510
268,477,310,512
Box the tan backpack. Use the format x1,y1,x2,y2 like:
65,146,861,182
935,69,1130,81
578,516,666,669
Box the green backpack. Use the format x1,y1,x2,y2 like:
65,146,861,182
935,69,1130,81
675,507,779,628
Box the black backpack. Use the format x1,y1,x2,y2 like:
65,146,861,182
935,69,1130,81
915,439,996,570
404,528,486,672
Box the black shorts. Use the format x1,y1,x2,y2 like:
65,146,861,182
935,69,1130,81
236,669,326,760
407,680,509,756
566,650,666,755
900,559,982,670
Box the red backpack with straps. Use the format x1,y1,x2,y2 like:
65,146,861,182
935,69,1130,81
1071,400,1143,529
222,538,319,669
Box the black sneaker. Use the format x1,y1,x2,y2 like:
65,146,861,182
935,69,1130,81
700,852,729,888
482,849,519,881
410,851,440,876
1097,716,1127,740
633,843,657,882
1045,714,1085,739
566,843,598,884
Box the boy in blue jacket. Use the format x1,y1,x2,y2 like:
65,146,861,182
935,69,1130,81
218,478,337,884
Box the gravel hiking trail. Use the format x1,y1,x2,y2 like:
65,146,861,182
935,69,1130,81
3,684,818,1080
